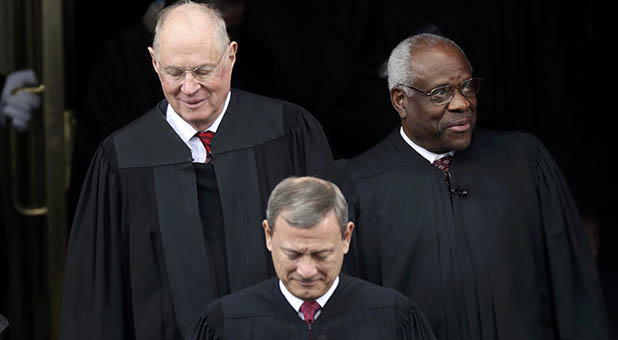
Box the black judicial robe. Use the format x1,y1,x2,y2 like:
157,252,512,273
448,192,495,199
60,89,338,340
338,128,610,340
189,274,436,340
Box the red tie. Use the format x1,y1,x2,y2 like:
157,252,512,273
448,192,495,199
433,155,454,199
196,131,215,163
433,155,453,173
300,300,320,339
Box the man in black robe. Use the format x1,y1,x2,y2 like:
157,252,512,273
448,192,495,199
60,2,338,340
338,33,610,339
68,0,282,219
189,176,436,340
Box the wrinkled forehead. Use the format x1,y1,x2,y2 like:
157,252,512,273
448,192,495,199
274,213,342,244
158,7,222,54
158,29,222,66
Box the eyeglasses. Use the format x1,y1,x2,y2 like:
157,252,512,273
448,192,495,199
159,45,229,83
401,77,482,105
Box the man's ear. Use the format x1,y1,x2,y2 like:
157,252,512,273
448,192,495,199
227,41,238,69
342,222,354,254
147,47,159,74
391,88,408,120
262,219,273,251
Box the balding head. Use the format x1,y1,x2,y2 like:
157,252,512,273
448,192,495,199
147,0,238,132
152,1,230,60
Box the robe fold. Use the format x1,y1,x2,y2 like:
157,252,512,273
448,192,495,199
338,128,610,340
189,274,436,340
60,89,338,340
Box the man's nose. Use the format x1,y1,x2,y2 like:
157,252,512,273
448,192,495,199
180,72,200,94
296,257,318,278
447,89,471,112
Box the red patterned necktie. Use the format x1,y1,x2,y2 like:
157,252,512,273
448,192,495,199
196,131,215,163
300,300,320,339
433,155,454,199
433,155,453,173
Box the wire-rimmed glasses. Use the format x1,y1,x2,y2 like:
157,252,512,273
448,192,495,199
401,77,482,105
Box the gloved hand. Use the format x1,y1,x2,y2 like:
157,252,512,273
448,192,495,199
1,69,41,131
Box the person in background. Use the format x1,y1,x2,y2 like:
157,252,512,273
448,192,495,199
0,69,41,131
0,69,41,340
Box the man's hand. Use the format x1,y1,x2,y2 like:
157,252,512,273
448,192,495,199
1,69,42,131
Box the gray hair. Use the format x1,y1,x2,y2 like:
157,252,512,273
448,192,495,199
266,177,349,237
386,33,472,94
152,0,230,59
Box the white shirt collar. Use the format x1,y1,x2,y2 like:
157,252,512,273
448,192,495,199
400,126,454,163
279,276,339,319
166,91,231,137
165,92,231,162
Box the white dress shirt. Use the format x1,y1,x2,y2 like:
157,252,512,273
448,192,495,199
279,276,340,321
165,91,231,163
400,126,454,163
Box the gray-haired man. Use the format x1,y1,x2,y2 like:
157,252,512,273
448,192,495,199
338,33,610,339
189,176,436,340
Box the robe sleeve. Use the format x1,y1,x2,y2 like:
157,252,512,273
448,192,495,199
397,302,437,340
186,315,220,340
534,140,611,339
186,301,224,340
60,143,130,340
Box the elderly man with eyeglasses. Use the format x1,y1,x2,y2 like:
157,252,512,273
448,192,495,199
60,2,340,340
338,33,610,340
